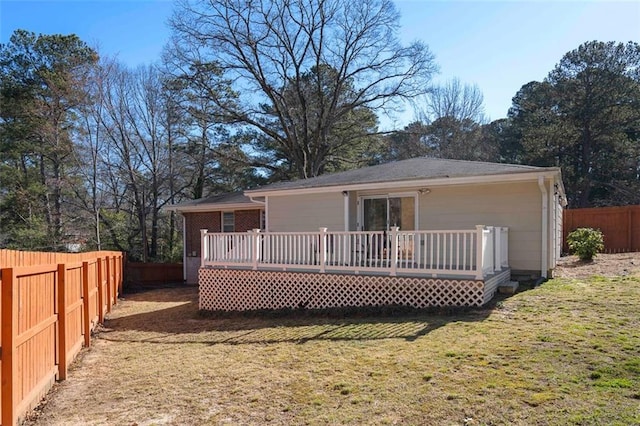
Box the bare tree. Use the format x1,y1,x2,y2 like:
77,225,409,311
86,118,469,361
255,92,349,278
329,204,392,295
409,78,494,161
419,77,486,124
170,0,437,179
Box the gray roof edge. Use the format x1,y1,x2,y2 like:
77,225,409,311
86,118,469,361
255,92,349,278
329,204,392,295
164,191,261,211
245,159,561,194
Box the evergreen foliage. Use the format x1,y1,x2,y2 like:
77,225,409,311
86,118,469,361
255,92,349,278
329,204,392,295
567,228,604,261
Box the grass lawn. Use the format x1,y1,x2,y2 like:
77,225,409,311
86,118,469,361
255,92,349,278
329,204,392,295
28,275,640,425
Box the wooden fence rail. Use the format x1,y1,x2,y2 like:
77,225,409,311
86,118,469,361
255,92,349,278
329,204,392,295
563,205,640,253
0,249,123,426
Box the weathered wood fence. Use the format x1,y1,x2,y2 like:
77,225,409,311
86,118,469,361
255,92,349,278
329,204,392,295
124,262,184,285
563,205,640,253
0,250,123,426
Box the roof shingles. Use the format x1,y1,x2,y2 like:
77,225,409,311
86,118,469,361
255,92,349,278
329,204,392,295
246,157,556,193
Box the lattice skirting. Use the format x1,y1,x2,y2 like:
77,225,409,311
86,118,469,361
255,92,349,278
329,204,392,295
199,268,510,311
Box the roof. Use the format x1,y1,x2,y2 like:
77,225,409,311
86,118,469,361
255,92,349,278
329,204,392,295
245,157,560,194
164,191,262,212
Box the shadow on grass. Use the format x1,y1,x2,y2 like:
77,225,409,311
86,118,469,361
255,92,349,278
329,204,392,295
99,285,502,346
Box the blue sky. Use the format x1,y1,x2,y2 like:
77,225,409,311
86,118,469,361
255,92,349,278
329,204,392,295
1,0,639,124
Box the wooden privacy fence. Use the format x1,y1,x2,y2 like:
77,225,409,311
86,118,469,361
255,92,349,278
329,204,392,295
563,205,640,253
0,250,123,426
125,262,184,285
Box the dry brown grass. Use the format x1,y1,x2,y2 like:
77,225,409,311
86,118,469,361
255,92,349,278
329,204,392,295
555,252,640,278
25,257,640,425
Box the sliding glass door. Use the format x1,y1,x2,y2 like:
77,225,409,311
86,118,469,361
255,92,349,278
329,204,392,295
361,195,416,231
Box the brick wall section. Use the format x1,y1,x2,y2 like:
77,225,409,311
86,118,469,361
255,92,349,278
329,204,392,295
235,209,262,232
184,209,262,256
185,212,221,256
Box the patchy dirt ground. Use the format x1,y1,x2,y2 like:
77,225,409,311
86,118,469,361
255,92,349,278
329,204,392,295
554,252,640,279
23,253,640,425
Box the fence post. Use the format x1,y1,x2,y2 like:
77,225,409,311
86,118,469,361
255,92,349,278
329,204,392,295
200,229,209,268
97,257,104,323
390,227,399,276
105,256,113,313
57,264,68,381
319,228,327,273
627,206,632,251
475,225,485,280
1,268,17,426
117,254,123,296
82,262,91,348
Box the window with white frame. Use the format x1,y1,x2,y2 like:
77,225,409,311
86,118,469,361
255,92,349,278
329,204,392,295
222,212,235,232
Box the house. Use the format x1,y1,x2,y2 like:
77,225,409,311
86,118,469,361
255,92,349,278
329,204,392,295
165,191,264,284
168,157,566,311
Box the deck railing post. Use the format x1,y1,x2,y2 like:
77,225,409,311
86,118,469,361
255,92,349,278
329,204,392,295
501,227,509,268
390,226,399,276
252,229,261,270
200,229,208,268
319,228,328,273
475,225,485,280
486,226,495,275
493,226,501,272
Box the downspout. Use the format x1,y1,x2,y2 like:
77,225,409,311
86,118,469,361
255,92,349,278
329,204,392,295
549,184,556,268
248,195,267,231
538,176,548,278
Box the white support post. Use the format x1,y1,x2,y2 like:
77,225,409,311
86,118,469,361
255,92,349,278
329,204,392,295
493,226,501,272
475,225,484,280
251,229,261,270
343,191,349,232
390,226,399,277
200,229,208,268
319,227,328,273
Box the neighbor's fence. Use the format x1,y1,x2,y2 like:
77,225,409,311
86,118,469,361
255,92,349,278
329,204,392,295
125,262,184,285
0,249,124,426
563,205,640,253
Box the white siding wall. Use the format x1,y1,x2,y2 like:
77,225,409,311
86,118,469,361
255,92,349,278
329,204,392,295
417,181,542,272
268,192,345,232
265,180,549,273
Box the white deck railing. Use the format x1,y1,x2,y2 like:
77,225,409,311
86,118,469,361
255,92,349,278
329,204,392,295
201,226,509,279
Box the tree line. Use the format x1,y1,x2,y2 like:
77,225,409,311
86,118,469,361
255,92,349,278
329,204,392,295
1,0,639,261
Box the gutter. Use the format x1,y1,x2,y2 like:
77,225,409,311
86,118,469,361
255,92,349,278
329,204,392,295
248,196,266,205
538,176,548,279
163,202,263,213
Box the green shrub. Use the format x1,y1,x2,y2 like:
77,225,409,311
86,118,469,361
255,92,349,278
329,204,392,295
567,228,604,261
